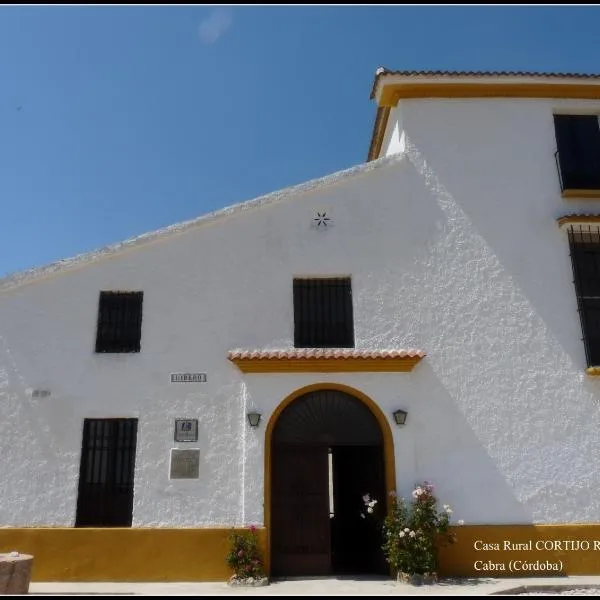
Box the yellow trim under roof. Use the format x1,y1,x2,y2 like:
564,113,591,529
557,215,600,229
229,355,423,373
367,72,600,161
377,82,600,108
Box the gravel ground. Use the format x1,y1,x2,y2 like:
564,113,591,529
28,578,600,596
518,589,600,596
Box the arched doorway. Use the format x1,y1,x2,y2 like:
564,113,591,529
266,385,395,577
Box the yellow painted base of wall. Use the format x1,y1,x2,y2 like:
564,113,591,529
5,524,600,581
0,528,268,582
438,525,600,577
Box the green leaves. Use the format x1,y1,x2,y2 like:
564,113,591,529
380,482,457,576
226,527,265,580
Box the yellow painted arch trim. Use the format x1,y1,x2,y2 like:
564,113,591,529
263,382,396,574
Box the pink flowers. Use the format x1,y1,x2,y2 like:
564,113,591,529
227,528,265,581
411,486,426,500
411,482,436,502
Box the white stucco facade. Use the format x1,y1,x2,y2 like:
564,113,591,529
3,81,600,533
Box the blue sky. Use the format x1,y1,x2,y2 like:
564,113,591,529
2,5,600,277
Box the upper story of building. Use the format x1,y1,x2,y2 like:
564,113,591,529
367,69,600,200
3,69,600,385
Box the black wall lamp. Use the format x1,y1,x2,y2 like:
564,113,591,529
247,411,262,427
393,409,408,426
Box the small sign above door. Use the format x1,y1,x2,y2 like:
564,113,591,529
170,373,207,383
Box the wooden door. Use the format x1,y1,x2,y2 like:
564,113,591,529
271,445,331,576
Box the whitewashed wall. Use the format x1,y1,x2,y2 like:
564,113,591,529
381,106,404,157
378,96,600,523
2,95,600,529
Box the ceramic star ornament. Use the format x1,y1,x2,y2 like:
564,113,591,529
314,212,331,227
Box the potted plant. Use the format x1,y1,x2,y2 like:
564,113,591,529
226,525,269,587
364,482,462,585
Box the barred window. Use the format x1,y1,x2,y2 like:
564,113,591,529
75,418,138,527
567,226,600,367
293,278,354,348
95,291,143,353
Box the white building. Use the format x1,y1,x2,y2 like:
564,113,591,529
3,70,600,581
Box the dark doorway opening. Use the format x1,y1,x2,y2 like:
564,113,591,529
271,389,387,577
330,445,387,575
75,418,138,527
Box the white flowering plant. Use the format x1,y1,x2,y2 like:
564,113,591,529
361,493,378,516
365,482,460,578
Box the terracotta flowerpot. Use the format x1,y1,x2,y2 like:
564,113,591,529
0,553,33,595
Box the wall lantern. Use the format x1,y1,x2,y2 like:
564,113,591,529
247,411,262,427
393,409,408,426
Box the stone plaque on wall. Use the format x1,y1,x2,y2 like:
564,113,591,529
170,449,200,479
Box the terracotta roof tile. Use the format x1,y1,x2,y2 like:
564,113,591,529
227,348,426,360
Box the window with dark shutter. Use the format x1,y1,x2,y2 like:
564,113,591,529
95,291,143,353
75,418,138,527
568,226,600,367
293,278,354,348
554,115,600,193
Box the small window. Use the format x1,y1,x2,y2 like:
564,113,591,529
554,115,600,194
567,226,600,367
293,277,354,348
95,291,143,353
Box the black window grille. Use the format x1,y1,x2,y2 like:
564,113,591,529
567,225,600,367
293,278,354,348
554,115,600,192
75,418,138,527
95,291,143,353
